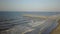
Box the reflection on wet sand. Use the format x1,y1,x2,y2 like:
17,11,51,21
50,19,60,34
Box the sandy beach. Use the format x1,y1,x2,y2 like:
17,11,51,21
50,19,60,34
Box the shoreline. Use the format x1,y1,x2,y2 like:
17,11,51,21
50,20,60,34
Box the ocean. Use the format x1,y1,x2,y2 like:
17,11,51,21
0,12,60,34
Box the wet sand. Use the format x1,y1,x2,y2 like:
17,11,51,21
50,20,60,34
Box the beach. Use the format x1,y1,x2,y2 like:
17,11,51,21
50,19,60,34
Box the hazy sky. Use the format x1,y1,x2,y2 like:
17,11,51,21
0,0,60,11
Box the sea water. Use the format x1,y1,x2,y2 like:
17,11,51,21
0,12,60,34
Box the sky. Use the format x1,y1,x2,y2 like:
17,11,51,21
0,0,60,11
